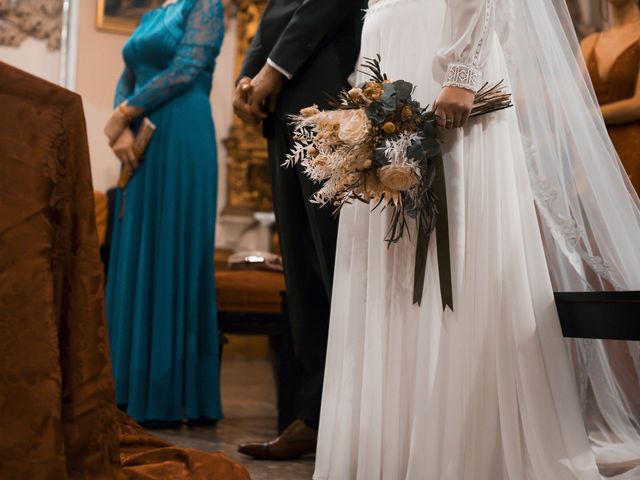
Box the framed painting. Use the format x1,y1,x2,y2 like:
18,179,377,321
96,0,164,34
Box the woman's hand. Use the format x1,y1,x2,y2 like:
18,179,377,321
111,128,138,170
434,86,475,129
104,107,130,146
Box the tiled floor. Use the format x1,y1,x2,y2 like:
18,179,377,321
153,359,640,480
154,359,315,480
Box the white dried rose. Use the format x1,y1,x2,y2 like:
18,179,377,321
378,164,419,191
338,109,371,145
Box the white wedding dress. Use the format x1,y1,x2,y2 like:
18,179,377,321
313,0,640,479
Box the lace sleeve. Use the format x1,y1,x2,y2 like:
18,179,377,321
114,66,135,108
126,0,224,113
437,0,496,93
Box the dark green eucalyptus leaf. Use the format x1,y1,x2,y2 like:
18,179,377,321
393,80,413,102
367,102,388,123
381,84,398,110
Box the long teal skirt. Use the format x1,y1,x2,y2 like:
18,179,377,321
106,90,222,422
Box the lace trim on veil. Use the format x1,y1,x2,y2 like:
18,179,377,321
494,0,623,292
523,138,622,291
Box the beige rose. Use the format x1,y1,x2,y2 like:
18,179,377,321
338,109,371,145
378,164,418,191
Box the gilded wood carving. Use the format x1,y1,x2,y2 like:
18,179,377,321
0,0,63,50
222,0,272,214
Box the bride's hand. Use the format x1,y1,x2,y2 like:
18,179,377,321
434,86,475,129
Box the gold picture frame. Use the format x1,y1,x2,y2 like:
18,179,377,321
96,0,163,34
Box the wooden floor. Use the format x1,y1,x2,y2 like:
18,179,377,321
154,357,315,480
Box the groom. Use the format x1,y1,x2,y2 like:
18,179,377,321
233,0,366,460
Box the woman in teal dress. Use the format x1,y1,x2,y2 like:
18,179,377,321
103,0,224,424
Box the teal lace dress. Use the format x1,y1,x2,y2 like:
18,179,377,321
106,0,224,422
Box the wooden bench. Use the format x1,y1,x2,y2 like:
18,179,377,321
216,270,286,336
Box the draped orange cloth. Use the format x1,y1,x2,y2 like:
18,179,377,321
0,62,250,480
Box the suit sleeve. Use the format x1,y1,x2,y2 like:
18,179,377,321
267,0,358,79
239,15,268,81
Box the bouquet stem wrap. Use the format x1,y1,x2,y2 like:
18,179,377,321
414,152,452,309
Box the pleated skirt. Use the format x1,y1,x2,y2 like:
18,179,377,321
106,89,222,422
314,1,602,478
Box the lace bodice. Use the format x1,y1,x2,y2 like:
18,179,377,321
114,0,224,113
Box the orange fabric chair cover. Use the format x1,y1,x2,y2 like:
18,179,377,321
0,62,249,480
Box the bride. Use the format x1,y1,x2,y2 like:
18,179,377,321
313,0,640,479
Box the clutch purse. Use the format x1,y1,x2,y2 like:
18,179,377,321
117,117,156,189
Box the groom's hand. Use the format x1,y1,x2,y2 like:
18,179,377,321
249,63,285,119
233,76,258,125
434,86,475,129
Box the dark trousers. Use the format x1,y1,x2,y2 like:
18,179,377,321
265,116,338,430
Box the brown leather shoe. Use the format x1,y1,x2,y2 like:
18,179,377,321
237,419,317,460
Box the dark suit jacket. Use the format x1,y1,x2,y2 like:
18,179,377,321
240,0,367,118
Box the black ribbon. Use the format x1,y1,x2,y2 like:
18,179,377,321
412,153,453,311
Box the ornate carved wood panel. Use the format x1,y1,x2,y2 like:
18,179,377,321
0,0,63,50
222,0,272,214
